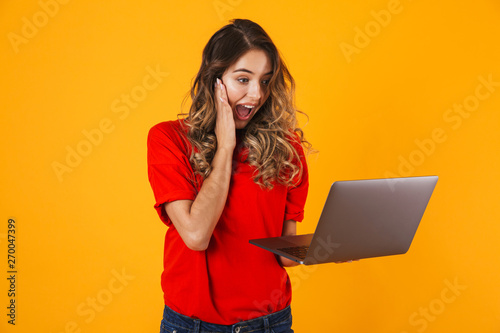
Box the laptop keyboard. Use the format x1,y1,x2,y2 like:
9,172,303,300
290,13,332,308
277,245,309,260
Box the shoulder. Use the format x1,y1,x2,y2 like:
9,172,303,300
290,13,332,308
148,119,189,143
285,130,308,179
147,119,191,154
148,119,186,138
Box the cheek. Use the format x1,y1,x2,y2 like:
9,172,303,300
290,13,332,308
224,82,244,107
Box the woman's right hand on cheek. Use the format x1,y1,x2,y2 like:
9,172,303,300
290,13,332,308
214,78,236,151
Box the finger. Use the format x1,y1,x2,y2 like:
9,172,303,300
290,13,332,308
215,78,222,103
214,79,233,130
219,84,234,124
219,80,228,102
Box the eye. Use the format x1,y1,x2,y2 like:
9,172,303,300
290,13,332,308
262,79,270,85
237,77,249,83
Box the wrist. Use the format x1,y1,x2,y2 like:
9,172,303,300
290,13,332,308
210,146,234,173
215,145,235,157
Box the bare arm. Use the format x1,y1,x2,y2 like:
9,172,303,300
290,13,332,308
277,220,301,267
164,78,235,251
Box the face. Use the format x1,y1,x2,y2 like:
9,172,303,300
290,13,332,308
221,49,272,129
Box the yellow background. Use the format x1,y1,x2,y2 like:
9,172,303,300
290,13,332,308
1,0,499,332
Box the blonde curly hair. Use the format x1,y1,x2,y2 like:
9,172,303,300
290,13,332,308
179,18,313,189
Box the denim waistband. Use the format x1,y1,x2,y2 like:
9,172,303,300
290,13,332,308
162,304,292,333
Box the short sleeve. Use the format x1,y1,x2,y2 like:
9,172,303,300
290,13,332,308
147,121,198,226
284,134,309,222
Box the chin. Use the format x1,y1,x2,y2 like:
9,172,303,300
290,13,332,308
232,112,255,129
234,120,250,129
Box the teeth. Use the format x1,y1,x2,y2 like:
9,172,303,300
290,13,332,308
242,105,254,108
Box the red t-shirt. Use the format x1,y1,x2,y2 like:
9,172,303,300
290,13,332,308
147,119,309,325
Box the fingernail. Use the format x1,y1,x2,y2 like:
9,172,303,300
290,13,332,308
219,96,224,102
216,78,220,86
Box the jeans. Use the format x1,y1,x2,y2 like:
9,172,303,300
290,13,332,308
160,304,294,333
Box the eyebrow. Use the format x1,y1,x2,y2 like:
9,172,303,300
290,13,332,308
233,68,273,75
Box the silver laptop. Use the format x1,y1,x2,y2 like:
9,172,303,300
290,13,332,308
249,176,438,265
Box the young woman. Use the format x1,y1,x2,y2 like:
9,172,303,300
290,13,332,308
147,18,312,333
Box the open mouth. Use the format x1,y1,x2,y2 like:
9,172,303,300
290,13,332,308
235,104,256,120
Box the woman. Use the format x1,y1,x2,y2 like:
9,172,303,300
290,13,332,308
147,18,312,333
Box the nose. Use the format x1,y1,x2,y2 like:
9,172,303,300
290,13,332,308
247,81,262,101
